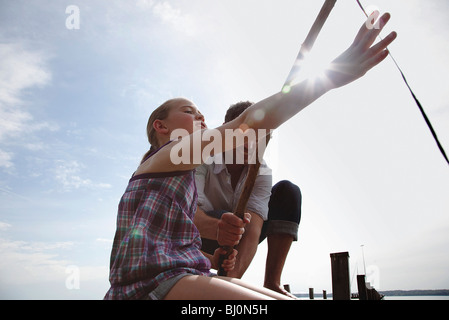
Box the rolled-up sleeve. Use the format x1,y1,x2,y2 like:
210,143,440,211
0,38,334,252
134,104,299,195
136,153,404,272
194,164,214,212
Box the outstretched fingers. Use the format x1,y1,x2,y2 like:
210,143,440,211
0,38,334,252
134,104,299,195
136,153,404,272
367,30,397,57
354,12,391,51
326,12,396,89
363,31,397,69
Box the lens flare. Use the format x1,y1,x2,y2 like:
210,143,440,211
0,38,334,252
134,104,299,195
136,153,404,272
253,109,265,121
283,51,329,93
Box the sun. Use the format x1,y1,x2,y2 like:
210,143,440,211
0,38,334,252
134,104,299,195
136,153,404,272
283,50,330,93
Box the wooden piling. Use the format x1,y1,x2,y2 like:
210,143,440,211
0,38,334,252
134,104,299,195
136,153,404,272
357,274,368,300
330,252,351,300
309,288,314,299
323,290,327,299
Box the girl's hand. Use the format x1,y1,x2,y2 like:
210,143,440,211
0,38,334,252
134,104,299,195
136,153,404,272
326,12,397,89
212,247,238,272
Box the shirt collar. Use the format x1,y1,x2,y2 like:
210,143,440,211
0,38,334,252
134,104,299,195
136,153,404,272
211,152,252,179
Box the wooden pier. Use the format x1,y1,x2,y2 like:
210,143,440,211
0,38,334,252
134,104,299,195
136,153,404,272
287,250,383,300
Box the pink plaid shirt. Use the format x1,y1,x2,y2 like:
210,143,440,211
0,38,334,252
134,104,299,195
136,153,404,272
104,161,212,299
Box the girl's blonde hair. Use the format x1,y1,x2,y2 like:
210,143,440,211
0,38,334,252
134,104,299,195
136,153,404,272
140,98,187,164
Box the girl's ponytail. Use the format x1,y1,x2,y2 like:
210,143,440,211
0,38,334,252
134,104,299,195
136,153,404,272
140,98,188,164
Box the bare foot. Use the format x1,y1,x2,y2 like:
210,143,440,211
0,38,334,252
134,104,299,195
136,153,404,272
264,283,298,299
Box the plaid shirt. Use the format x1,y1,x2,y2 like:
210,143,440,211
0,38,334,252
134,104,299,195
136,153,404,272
104,169,212,300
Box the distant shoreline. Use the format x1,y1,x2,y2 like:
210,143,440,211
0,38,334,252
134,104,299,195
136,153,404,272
379,289,449,296
294,289,449,298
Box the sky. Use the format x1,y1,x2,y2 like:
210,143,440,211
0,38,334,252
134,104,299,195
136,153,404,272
0,0,448,299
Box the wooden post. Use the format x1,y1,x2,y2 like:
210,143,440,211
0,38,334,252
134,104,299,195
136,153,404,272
357,274,368,300
283,284,291,293
323,290,327,300
309,288,314,299
330,252,351,300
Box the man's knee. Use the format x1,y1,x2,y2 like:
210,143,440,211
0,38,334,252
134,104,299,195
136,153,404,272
269,180,302,224
272,180,301,203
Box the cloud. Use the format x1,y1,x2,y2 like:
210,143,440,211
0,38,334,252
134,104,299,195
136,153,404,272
136,0,155,10
96,238,113,244
0,43,51,104
134,0,197,36
152,1,196,34
0,222,110,299
0,236,110,299
0,221,12,231
0,238,73,285
54,160,112,191
0,43,52,140
0,150,13,169
0,42,58,172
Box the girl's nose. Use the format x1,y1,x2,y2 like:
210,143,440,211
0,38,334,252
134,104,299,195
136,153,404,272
196,113,205,122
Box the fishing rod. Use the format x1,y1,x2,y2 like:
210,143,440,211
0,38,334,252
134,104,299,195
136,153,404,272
283,0,337,92
219,0,448,278
217,0,338,277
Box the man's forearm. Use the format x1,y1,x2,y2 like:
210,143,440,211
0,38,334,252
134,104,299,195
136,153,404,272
194,207,219,240
228,211,264,278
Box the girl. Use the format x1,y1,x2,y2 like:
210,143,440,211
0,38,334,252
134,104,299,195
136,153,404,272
105,13,396,300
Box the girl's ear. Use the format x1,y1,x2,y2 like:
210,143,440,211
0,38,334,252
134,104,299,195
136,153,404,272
153,120,169,134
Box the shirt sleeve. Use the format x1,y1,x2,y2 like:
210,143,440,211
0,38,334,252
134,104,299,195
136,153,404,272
245,164,272,221
194,164,214,212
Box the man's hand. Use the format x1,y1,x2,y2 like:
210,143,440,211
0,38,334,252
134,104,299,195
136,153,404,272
217,212,251,247
326,12,397,89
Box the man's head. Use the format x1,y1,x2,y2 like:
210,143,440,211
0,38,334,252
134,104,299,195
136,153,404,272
223,101,256,166
224,101,254,123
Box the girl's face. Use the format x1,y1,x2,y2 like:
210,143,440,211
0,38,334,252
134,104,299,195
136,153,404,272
165,99,206,134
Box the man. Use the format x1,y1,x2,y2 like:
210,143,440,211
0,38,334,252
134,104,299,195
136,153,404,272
194,101,302,297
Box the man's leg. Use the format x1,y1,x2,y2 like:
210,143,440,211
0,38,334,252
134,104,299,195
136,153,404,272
261,180,302,297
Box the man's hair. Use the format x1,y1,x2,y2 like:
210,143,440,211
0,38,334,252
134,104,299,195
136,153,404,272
224,101,254,123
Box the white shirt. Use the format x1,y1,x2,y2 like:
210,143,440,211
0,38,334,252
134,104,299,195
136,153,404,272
195,153,272,221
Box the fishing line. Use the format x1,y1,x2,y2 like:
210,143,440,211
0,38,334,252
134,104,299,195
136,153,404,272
356,0,449,166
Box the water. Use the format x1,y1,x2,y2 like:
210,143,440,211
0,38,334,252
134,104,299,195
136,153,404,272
383,295,449,300
294,295,449,300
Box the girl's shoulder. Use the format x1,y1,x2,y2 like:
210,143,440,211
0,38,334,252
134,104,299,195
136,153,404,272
134,139,198,175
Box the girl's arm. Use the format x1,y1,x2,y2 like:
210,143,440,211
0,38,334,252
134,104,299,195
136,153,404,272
231,13,396,133
152,13,396,172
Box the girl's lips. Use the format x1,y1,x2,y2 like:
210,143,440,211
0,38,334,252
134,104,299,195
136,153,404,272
194,122,207,130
